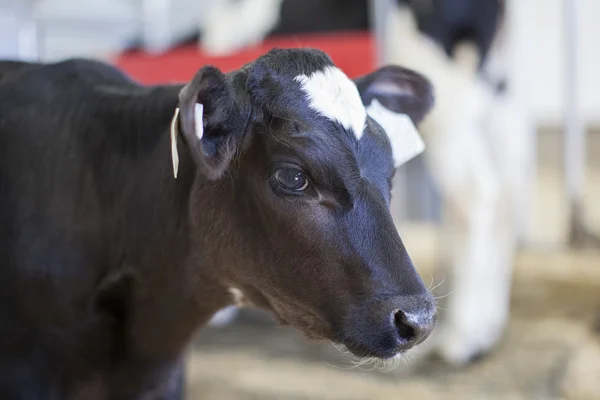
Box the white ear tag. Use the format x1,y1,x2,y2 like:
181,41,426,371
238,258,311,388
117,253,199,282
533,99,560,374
170,107,180,179
169,104,204,179
194,103,204,139
366,99,426,167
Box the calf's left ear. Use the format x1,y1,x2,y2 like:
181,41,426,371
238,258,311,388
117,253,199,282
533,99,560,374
354,65,434,125
354,66,434,167
176,66,246,180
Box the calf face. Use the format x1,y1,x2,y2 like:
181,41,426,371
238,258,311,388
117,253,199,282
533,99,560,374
177,49,436,359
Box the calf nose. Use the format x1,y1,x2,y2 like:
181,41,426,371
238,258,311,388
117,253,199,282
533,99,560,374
392,306,436,350
394,310,435,346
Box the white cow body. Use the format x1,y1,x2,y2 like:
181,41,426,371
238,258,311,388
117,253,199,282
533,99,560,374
390,5,533,364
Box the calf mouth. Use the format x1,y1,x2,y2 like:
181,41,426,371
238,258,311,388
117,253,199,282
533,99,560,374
337,337,414,360
228,287,435,361
270,304,434,361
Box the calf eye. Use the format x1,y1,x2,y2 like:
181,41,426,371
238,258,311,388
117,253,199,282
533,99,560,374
273,168,309,192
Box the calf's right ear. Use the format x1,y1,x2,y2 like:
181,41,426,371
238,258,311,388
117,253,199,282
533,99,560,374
177,66,246,180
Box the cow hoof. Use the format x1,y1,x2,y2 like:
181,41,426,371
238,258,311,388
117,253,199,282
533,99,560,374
569,223,600,249
568,205,600,249
433,318,506,366
435,334,498,366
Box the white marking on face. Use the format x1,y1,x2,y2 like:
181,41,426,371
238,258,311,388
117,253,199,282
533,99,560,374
228,287,245,306
366,99,426,167
294,66,367,139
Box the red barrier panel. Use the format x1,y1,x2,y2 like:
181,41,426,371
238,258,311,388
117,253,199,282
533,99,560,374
114,30,374,84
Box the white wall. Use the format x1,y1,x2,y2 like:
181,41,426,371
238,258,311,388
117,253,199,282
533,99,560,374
511,0,600,127
0,0,211,61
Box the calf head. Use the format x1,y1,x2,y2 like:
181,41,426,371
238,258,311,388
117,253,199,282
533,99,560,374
177,49,436,359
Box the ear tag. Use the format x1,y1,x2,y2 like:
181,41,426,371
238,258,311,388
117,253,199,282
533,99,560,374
366,99,426,167
170,104,204,179
194,103,204,139
170,107,180,179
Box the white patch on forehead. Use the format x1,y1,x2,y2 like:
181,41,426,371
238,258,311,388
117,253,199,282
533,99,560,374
228,287,245,306
294,66,367,139
366,99,426,167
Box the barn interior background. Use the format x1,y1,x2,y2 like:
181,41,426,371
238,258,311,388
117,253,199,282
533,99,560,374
1,0,599,399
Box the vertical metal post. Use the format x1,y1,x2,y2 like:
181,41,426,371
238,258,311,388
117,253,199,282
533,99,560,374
563,0,599,246
370,0,394,66
564,0,584,215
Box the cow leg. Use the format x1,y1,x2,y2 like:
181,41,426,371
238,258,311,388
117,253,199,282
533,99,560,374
417,83,510,365
429,87,530,365
490,90,537,247
436,186,514,365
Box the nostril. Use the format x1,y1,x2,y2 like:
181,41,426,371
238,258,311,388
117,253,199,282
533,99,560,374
394,310,417,343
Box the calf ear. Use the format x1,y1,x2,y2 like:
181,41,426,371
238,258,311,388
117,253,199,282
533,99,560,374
177,66,245,180
354,65,434,125
354,66,434,167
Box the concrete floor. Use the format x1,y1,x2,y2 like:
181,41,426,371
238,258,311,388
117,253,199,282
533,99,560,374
186,131,600,400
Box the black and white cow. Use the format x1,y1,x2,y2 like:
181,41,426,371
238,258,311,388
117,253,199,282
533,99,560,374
391,0,534,365
0,49,435,398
